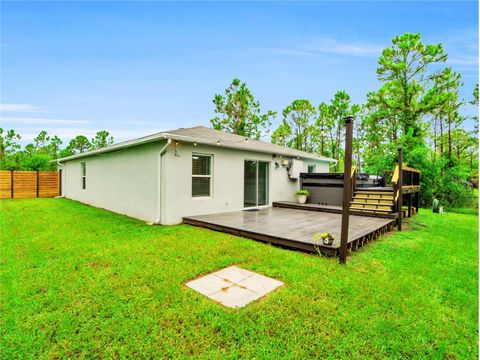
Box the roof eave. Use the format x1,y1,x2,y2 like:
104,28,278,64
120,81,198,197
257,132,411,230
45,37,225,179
53,132,336,163
164,134,336,162
53,134,168,162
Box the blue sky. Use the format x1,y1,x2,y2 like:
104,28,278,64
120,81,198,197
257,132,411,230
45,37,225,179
1,1,478,145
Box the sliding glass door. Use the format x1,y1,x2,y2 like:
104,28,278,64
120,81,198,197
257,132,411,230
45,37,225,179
244,160,269,207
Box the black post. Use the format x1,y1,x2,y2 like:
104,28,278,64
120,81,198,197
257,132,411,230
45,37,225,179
397,147,403,231
340,116,354,264
407,193,412,217
59,169,62,196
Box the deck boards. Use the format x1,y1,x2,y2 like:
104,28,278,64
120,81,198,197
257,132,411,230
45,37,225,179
183,207,394,255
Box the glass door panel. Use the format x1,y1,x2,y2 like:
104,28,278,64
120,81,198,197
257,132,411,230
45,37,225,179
257,161,269,206
244,160,269,207
244,160,257,207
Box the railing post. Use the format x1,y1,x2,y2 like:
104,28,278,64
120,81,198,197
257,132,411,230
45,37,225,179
340,116,354,264
407,193,412,217
397,147,403,231
392,168,398,213
351,166,356,195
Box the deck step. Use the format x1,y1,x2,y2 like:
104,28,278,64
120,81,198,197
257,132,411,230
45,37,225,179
350,208,392,214
351,189,396,214
354,193,394,199
351,197,394,202
350,202,393,210
355,188,394,193
355,190,394,195
352,197,394,204
350,206,393,211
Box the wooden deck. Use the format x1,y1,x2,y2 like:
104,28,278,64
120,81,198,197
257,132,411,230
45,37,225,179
183,207,394,256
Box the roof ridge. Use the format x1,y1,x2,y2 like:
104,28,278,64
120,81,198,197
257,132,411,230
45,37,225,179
55,125,337,163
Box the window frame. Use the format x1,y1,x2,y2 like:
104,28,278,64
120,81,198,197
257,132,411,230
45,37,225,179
307,164,316,173
81,162,86,190
191,153,213,198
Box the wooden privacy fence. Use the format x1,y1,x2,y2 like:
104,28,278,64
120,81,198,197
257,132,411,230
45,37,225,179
0,170,61,199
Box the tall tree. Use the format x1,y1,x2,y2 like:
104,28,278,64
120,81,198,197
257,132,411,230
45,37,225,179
0,128,21,159
329,91,360,170
271,123,291,147
471,83,479,134
315,102,332,156
91,130,114,149
431,68,463,160
472,84,479,106
448,128,476,162
280,99,316,152
33,130,51,152
210,78,276,139
67,135,92,154
365,89,401,144
29,130,63,159
375,33,448,146
314,92,359,170
48,135,63,158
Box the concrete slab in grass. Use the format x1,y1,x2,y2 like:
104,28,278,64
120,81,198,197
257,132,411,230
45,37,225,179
185,266,284,308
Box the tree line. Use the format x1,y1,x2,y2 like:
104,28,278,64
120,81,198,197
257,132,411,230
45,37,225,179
0,130,114,171
209,33,478,207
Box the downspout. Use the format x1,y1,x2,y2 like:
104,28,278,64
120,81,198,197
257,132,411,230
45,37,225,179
155,139,171,224
56,160,66,198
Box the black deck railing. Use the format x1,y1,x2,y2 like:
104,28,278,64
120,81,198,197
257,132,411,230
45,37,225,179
402,166,421,189
391,148,421,231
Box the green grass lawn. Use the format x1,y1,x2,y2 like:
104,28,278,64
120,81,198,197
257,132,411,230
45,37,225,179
1,199,478,359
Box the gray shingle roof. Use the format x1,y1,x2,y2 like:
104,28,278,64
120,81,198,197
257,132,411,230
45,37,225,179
56,126,336,162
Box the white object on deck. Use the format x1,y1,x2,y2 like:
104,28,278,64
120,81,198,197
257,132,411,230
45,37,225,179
289,159,303,179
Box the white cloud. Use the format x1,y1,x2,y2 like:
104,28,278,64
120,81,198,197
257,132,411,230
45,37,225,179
253,47,312,56
447,56,478,69
1,117,91,126
120,120,161,126
303,37,382,57
438,28,478,71
253,37,383,58
0,103,40,112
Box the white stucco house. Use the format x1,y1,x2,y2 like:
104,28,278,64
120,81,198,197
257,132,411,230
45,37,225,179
56,126,336,224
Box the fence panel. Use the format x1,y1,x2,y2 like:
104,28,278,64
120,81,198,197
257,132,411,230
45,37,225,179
39,171,60,197
13,171,37,198
0,171,12,199
0,170,60,199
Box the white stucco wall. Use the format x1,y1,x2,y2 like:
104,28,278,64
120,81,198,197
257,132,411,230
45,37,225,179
61,142,163,222
61,140,331,224
160,142,330,225
305,161,330,173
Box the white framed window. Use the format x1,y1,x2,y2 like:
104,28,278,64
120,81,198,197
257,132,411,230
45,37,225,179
192,154,212,197
81,162,86,190
307,164,316,173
